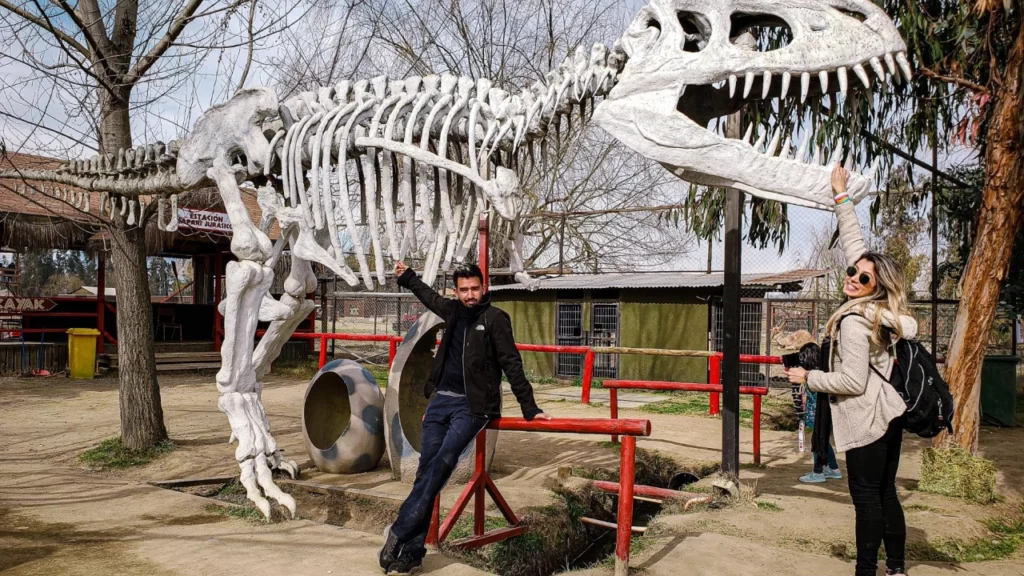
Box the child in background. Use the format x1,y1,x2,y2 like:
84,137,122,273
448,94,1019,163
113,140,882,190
795,342,842,483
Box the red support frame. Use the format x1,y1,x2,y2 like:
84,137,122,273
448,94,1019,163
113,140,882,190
425,417,650,576
96,252,105,355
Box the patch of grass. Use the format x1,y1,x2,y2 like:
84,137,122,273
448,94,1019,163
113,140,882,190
740,462,767,470
446,515,508,541
639,394,757,427
756,500,782,512
906,511,1024,563
364,365,390,387
79,437,174,470
570,377,603,388
919,447,998,504
271,359,320,379
203,503,265,523
216,480,246,497
903,504,934,512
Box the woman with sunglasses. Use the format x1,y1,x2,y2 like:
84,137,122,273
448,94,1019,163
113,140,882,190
784,165,917,576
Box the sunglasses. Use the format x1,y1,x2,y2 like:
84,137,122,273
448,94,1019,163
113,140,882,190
846,266,873,286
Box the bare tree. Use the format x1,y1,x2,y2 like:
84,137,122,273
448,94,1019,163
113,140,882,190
0,0,313,450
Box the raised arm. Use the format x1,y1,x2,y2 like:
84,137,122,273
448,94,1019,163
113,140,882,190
395,262,456,318
831,165,868,266
490,311,544,420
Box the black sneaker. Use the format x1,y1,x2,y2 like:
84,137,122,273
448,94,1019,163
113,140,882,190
386,555,423,576
377,524,403,571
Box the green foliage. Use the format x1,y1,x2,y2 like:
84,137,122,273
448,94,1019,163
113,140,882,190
79,437,174,469
756,501,782,512
904,508,1024,562
12,249,99,296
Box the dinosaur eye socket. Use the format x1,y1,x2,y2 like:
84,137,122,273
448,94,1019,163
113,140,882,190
730,12,794,52
677,12,711,53
836,8,867,23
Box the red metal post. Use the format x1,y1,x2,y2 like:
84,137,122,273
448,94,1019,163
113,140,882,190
427,496,440,547
318,334,328,368
591,479,702,501
616,435,636,576
214,252,223,352
474,432,486,536
582,349,595,404
478,212,489,291
609,388,619,444
96,251,105,355
709,355,721,416
388,337,398,367
753,394,762,465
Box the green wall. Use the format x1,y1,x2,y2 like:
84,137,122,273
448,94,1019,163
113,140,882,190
492,288,709,384
618,290,709,383
491,291,555,378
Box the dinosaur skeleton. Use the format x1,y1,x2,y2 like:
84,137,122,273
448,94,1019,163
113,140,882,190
0,0,907,519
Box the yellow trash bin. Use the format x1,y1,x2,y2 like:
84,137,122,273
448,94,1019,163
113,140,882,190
67,328,101,379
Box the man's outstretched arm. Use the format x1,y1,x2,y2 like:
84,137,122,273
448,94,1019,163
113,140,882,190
395,261,456,318
491,312,550,421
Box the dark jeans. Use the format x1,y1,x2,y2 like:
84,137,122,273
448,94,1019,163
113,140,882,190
846,416,906,576
391,393,490,561
812,444,839,473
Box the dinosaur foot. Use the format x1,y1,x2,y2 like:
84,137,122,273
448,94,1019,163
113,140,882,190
219,391,297,520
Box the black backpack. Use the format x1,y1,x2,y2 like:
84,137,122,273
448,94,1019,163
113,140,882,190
871,336,955,438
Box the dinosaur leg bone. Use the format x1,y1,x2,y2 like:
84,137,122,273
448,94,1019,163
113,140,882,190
217,260,296,519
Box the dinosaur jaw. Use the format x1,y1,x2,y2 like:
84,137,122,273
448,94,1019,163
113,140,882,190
593,53,908,210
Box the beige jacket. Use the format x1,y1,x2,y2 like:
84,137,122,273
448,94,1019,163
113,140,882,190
805,201,915,452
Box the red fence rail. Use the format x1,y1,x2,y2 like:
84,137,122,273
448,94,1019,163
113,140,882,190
426,416,651,576
603,379,769,464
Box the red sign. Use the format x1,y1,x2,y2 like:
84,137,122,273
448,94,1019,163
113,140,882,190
0,297,57,312
177,208,232,234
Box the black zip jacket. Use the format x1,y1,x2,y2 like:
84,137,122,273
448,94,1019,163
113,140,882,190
397,268,542,420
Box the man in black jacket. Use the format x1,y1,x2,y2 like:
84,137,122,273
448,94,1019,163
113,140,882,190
379,262,550,575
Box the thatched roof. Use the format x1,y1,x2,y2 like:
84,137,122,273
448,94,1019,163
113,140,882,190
1,152,280,255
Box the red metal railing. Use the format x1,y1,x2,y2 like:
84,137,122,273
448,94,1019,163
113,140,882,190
709,353,782,416
255,330,402,367
425,416,652,576
604,379,769,464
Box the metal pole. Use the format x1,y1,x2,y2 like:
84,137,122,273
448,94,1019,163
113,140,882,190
722,186,743,476
479,212,490,291
931,135,939,355
96,251,105,355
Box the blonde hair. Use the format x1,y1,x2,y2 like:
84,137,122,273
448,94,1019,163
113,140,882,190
825,251,912,346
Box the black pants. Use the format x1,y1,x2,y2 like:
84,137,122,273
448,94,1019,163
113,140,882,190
392,393,490,561
845,416,906,575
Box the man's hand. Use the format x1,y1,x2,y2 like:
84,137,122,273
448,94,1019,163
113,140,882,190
394,261,408,277
533,412,553,421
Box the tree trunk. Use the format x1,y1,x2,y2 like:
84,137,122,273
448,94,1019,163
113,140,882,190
109,212,168,450
937,17,1024,452
99,88,168,451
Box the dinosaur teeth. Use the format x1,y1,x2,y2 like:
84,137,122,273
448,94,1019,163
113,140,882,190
743,72,755,98
896,52,913,81
742,123,753,145
752,131,766,152
884,53,897,76
765,129,781,157
818,71,829,94
728,75,737,98
780,136,792,159
761,71,771,99
780,72,791,100
800,72,810,103
837,67,848,98
795,137,808,163
869,57,887,83
852,64,871,88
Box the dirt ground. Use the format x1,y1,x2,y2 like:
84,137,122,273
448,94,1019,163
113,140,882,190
1,372,1022,576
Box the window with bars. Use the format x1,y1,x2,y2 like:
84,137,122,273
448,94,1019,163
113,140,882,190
556,303,583,377
711,299,765,386
554,301,620,379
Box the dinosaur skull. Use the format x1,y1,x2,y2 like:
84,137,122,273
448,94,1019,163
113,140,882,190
593,0,908,209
